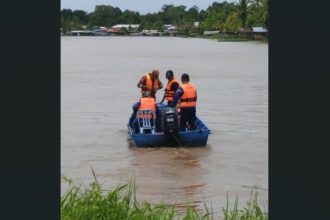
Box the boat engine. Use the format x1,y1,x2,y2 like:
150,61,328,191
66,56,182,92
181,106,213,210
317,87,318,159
162,107,179,136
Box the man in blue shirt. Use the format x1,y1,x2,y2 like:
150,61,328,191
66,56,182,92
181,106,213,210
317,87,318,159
169,73,197,131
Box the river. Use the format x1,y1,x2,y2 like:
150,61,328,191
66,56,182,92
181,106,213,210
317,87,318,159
61,36,268,213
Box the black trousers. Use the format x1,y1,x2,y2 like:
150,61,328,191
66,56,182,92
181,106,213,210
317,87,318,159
180,107,196,131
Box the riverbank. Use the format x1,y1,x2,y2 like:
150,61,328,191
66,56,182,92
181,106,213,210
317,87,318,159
198,34,260,42
61,176,268,220
181,32,268,42
61,33,268,43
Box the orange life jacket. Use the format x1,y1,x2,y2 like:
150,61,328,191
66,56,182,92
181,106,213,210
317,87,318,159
180,82,197,108
165,78,179,101
141,73,159,94
139,97,156,111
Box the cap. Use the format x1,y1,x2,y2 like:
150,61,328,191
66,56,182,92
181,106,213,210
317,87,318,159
166,70,174,78
181,73,190,81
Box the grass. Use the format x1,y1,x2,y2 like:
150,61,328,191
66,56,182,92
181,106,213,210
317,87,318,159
197,33,269,43
61,174,268,220
223,191,268,220
198,34,252,42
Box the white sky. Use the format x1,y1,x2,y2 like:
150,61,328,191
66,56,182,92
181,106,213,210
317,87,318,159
61,0,235,14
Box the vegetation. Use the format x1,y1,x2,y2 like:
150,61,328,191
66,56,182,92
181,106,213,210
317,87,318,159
60,1,268,36
61,175,268,220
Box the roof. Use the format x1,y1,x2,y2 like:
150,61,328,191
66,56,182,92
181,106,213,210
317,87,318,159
71,30,93,33
252,27,268,33
167,26,178,30
112,24,139,29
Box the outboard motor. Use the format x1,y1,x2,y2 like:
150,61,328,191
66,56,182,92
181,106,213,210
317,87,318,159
162,107,178,134
162,107,179,145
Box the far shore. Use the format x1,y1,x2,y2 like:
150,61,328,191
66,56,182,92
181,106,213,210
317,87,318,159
61,33,268,43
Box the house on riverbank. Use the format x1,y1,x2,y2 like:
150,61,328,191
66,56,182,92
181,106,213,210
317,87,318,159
252,27,268,40
164,25,178,36
69,30,94,36
238,27,268,40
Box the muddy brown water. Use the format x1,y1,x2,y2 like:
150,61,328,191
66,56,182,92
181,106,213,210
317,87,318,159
61,36,268,213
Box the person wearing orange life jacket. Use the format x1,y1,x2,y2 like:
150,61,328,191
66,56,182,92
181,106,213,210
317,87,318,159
137,69,163,99
129,91,162,133
169,73,197,131
162,70,179,106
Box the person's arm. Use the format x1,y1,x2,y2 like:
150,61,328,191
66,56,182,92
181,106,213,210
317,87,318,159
171,81,179,91
132,101,141,113
137,76,147,90
129,101,141,126
169,87,183,107
157,80,163,90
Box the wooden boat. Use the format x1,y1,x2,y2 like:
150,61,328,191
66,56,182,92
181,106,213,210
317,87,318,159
127,103,211,147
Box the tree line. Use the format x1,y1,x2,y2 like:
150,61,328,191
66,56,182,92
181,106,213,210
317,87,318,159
61,0,268,35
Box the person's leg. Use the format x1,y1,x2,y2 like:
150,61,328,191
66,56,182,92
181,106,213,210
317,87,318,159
155,109,162,132
180,108,188,131
187,107,196,130
133,118,139,133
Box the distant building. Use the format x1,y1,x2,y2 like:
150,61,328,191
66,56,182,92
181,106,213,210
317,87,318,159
112,24,140,32
108,27,122,35
163,24,173,29
164,25,178,36
252,27,268,40
69,30,94,36
141,29,162,36
238,27,268,40
203,30,220,35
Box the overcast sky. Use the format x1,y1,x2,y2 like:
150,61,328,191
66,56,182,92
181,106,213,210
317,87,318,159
61,0,235,14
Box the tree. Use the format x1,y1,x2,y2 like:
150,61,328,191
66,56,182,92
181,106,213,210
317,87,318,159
60,1,268,35
245,0,268,28
140,13,163,30
197,9,207,22
72,10,89,24
186,6,199,22
238,0,249,28
223,12,242,32
260,0,269,28
61,9,84,32
88,5,122,27
117,10,140,24
161,4,186,25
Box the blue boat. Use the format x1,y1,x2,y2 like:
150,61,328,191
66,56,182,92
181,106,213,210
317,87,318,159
127,103,211,147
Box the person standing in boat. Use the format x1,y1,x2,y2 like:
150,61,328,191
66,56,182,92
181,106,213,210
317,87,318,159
137,69,163,99
169,73,197,131
162,70,179,106
129,91,162,133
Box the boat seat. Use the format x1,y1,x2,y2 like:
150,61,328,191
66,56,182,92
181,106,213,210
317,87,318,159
136,110,156,134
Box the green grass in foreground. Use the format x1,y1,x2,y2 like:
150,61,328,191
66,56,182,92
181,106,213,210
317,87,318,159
61,176,268,220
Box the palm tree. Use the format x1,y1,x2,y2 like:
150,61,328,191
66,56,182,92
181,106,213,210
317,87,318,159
250,0,268,27
260,0,269,28
238,0,249,28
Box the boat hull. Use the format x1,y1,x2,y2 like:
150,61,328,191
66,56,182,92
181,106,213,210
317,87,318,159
127,116,211,147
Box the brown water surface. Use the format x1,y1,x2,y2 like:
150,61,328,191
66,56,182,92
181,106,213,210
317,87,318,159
61,36,268,213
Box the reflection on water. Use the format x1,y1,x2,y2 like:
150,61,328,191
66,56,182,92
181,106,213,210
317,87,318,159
128,147,211,207
61,36,268,212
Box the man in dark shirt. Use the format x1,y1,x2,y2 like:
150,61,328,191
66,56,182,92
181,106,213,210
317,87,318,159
169,73,197,131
